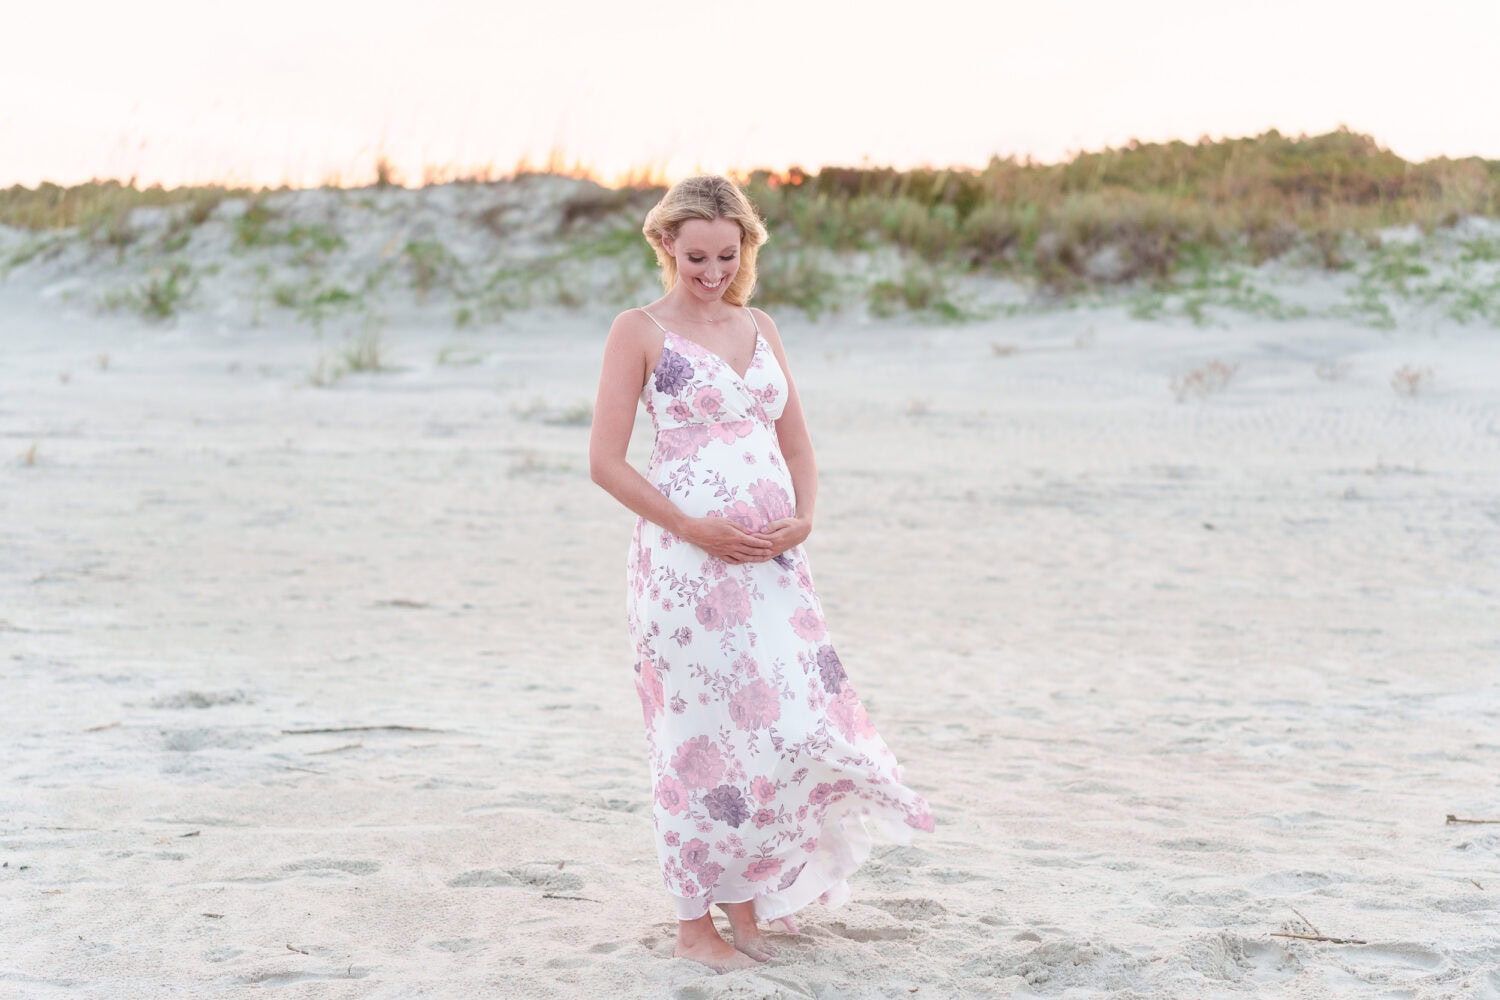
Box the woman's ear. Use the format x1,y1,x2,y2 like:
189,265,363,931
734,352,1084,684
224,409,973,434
661,234,675,256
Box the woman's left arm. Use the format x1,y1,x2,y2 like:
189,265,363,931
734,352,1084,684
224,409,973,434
754,308,817,558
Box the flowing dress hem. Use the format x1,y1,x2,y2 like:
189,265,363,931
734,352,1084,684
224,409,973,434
665,797,921,922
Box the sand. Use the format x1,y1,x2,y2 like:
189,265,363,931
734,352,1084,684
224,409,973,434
3,222,1500,998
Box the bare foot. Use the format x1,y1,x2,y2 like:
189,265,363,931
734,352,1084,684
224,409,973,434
728,927,774,962
717,901,775,962
674,936,759,973
675,914,758,973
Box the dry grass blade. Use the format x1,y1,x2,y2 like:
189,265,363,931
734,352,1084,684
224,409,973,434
1446,814,1500,825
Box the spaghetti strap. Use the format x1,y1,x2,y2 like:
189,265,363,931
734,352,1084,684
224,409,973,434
638,308,668,334
745,306,761,335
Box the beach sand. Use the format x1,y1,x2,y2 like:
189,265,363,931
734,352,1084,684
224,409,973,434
2,274,1498,998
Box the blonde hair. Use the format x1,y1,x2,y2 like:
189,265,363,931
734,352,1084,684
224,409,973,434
642,175,768,307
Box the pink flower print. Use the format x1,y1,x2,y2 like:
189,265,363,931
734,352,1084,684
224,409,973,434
680,838,711,871
663,830,681,847
907,809,936,833
693,387,725,419
696,861,724,889
828,687,876,739
751,777,776,804
748,479,793,522
708,420,754,444
671,736,726,789
721,500,760,532
656,424,710,460
789,607,826,641
666,399,693,422
635,659,664,725
655,776,690,816
742,857,783,883
695,579,751,631
752,808,778,829
727,678,781,731
808,782,834,807
680,878,700,896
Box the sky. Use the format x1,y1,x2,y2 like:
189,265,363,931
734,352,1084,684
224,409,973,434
3,0,1498,189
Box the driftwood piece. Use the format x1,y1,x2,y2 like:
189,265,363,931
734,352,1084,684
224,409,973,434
1271,932,1368,946
1446,814,1500,825
281,725,448,735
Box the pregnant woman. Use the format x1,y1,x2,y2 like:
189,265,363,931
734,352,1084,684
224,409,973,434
588,174,933,973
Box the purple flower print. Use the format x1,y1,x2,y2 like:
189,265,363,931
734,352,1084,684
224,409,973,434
727,678,781,731
817,645,846,693
752,807,777,829
671,736,726,789
680,838,711,871
776,863,805,892
702,784,750,827
654,348,695,395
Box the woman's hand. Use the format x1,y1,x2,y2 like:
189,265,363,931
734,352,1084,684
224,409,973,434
759,517,811,560
682,517,775,565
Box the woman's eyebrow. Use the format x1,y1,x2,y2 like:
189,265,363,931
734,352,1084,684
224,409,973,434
682,245,740,254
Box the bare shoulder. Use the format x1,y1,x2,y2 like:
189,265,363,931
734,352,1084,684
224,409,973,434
608,307,659,347
748,306,784,349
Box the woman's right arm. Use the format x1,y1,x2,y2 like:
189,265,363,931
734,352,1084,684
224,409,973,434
588,312,772,564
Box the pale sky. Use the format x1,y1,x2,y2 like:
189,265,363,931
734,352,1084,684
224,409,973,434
3,0,1497,189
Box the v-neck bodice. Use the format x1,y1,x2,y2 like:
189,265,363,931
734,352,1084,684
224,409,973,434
639,312,787,434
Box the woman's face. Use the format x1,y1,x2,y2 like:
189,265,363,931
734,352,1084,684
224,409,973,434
665,217,742,304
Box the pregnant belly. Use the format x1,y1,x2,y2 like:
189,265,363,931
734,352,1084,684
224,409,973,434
648,428,796,529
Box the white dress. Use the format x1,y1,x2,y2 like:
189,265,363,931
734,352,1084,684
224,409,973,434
625,307,934,921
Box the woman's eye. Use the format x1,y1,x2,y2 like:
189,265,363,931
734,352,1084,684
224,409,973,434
687,256,705,263
720,255,737,262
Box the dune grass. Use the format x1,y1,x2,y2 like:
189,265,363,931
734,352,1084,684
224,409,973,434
3,130,1497,324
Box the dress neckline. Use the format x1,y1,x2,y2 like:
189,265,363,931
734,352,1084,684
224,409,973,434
663,328,763,383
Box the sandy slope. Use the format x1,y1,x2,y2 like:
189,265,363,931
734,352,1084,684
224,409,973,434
2,280,1498,999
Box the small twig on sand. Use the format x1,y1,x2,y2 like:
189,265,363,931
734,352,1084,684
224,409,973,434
308,743,362,755
281,726,448,735
1446,814,1500,825
1271,932,1368,946
542,893,601,902
1471,879,1485,891
286,943,310,956
83,722,121,733
283,765,326,775
1290,907,1321,937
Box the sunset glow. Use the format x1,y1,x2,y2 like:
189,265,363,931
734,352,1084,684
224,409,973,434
3,0,1498,189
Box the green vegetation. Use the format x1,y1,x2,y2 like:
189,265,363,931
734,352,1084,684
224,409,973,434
743,129,1500,290
4,130,1497,327
98,261,197,320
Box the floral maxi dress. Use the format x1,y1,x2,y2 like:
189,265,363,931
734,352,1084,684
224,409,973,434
626,308,934,922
